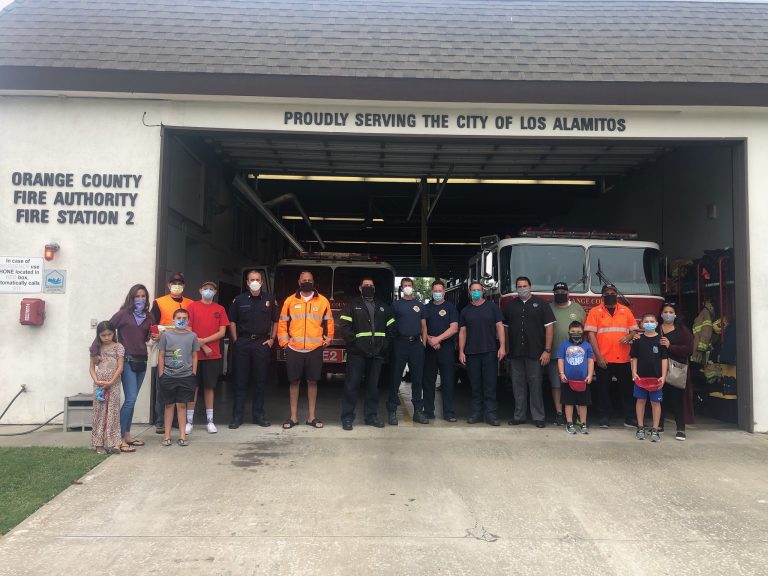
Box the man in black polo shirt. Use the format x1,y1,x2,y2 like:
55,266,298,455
504,276,556,428
459,281,506,426
422,279,459,422
227,269,279,428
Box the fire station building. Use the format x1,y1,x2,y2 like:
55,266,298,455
0,1,764,431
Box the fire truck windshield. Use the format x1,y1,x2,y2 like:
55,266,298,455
500,244,587,294
588,246,662,296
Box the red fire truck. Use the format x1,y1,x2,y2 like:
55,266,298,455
247,253,396,381
450,228,664,318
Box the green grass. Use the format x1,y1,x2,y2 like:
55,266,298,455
0,447,107,535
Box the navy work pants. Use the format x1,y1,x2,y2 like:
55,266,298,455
387,337,425,414
232,337,271,423
466,351,498,419
423,340,456,418
342,354,383,423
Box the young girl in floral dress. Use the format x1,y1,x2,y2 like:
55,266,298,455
89,321,125,454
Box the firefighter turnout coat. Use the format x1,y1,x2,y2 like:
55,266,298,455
337,296,396,359
277,291,334,351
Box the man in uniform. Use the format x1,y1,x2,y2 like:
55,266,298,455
422,280,459,422
337,277,396,430
459,281,506,426
504,276,556,428
227,269,279,428
151,272,193,433
277,271,334,429
584,283,638,428
387,278,428,425
548,282,586,425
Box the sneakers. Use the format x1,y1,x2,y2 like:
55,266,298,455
185,422,193,435
624,419,638,429
566,423,577,434
675,430,686,441
649,428,661,442
599,418,610,429
635,427,646,440
207,421,218,434
555,412,565,426
581,425,589,435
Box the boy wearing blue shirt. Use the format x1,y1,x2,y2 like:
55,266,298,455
557,321,594,435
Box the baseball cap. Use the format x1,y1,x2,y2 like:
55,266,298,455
601,283,618,294
201,280,217,289
553,282,569,292
168,272,185,284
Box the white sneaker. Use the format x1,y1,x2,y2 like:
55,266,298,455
185,422,193,435
207,421,218,434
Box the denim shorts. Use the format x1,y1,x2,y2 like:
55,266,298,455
634,384,663,403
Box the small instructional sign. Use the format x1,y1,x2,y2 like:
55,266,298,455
0,256,44,293
44,269,67,293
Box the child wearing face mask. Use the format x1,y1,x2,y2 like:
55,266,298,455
157,309,200,446
557,321,594,434
630,313,669,442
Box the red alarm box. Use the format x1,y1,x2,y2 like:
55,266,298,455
20,298,45,325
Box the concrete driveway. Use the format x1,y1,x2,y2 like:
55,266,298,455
1,420,767,576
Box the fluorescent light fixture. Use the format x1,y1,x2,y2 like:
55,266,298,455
282,216,384,222
258,175,595,186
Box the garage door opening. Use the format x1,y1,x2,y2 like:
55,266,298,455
155,129,750,431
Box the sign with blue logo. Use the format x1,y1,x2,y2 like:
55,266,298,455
43,269,66,294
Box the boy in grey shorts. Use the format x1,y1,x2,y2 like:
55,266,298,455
158,308,200,446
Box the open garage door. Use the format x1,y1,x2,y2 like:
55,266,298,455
156,130,750,431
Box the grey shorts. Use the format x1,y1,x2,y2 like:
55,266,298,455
547,360,561,389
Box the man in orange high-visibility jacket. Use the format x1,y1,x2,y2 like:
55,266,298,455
584,284,639,429
277,270,334,430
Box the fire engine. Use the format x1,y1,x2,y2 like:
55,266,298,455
449,228,664,318
244,253,396,380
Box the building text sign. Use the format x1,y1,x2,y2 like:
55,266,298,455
283,111,627,133
9,172,142,226
0,256,43,293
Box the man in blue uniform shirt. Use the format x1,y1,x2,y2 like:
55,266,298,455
388,278,429,425
422,280,459,421
227,270,279,428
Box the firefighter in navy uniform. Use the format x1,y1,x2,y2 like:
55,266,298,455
337,277,396,430
387,277,428,425
227,269,279,428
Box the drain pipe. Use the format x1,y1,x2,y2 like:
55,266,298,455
232,175,306,253
264,193,326,250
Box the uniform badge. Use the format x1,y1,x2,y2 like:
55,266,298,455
533,302,539,308
312,307,318,312
294,304,302,309
413,305,420,312
439,309,447,317
266,301,270,307
653,346,659,354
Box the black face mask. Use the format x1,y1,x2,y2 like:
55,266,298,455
300,281,314,293
554,293,568,304
361,286,375,299
603,294,618,306
569,334,584,344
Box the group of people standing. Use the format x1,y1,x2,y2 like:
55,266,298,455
88,269,693,452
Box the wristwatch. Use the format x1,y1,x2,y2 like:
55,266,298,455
544,348,551,353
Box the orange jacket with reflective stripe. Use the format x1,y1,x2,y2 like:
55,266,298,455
584,303,638,364
277,292,334,351
155,294,194,326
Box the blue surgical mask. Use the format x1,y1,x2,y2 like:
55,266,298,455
471,289,482,302
201,288,215,300
643,322,658,332
432,292,444,301
174,318,189,329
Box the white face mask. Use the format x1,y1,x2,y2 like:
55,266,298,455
169,284,184,296
402,286,414,296
201,288,215,300
249,280,262,292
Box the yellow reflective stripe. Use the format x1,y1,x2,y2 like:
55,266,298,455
340,315,353,322
386,318,395,326
356,331,373,337
374,332,386,336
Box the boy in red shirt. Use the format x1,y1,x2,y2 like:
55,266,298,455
187,280,230,433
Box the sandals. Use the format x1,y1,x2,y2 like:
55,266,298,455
127,439,145,446
305,418,324,429
282,419,299,429
119,443,136,453
177,438,189,447
161,438,172,447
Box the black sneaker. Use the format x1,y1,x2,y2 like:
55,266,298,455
599,418,610,429
342,420,353,431
365,417,385,428
387,412,398,426
534,420,546,429
413,411,429,424
624,419,637,429
467,415,482,424
486,417,500,426
508,418,526,426
675,430,686,441
555,412,565,426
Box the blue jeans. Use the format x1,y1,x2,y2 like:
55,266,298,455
120,362,146,437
